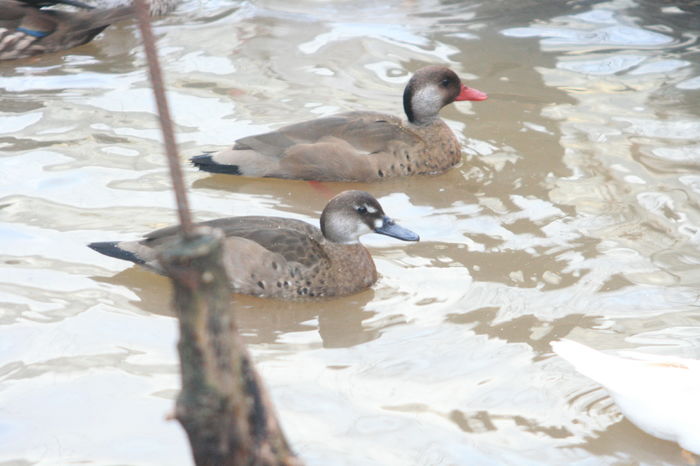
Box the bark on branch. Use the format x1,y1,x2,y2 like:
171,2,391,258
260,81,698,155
157,227,302,466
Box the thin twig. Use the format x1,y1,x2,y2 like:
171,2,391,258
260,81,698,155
133,0,194,236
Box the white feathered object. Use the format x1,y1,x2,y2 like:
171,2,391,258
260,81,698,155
552,339,700,455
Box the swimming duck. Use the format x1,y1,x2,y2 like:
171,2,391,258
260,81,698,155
88,190,419,299
191,65,487,182
0,0,133,61
552,339,700,455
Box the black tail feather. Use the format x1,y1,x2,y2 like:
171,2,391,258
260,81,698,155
190,154,242,175
88,241,145,265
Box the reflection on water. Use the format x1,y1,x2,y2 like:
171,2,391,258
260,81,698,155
1,0,700,464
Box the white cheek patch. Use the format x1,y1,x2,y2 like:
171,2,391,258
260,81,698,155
365,204,378,214
411,85,443,118
329,212,381,243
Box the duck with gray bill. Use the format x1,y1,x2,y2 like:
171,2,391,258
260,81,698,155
89,190,419,300
191,65,487,182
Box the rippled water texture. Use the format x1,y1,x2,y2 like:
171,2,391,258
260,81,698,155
2,0,700,464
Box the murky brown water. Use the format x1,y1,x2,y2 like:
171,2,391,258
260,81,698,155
2,0,700,464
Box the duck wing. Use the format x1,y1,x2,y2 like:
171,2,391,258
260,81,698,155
233,111,422,158
143,216,329,267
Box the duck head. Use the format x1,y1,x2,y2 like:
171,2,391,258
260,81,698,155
320,190,420,244
403,65,487,126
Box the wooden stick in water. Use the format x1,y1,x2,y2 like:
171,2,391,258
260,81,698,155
133,0,193,236
132,1,301,463
157,228,300,466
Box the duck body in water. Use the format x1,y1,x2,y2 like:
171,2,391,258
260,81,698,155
0,0,133,60
89,191,420,300
191,66,487,182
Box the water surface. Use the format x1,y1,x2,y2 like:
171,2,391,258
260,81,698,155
1,0,700,464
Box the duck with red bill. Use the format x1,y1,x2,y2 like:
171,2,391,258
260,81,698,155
192,65,488,182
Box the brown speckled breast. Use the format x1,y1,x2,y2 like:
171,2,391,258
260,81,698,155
222,238,378,300
372,119,461,180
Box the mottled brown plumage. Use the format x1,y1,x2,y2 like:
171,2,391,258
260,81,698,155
0,0,133,61
191,65,487,182
88,191,419,300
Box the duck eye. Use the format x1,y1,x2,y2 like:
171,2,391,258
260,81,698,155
356,206,368,214
440,78,450,87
